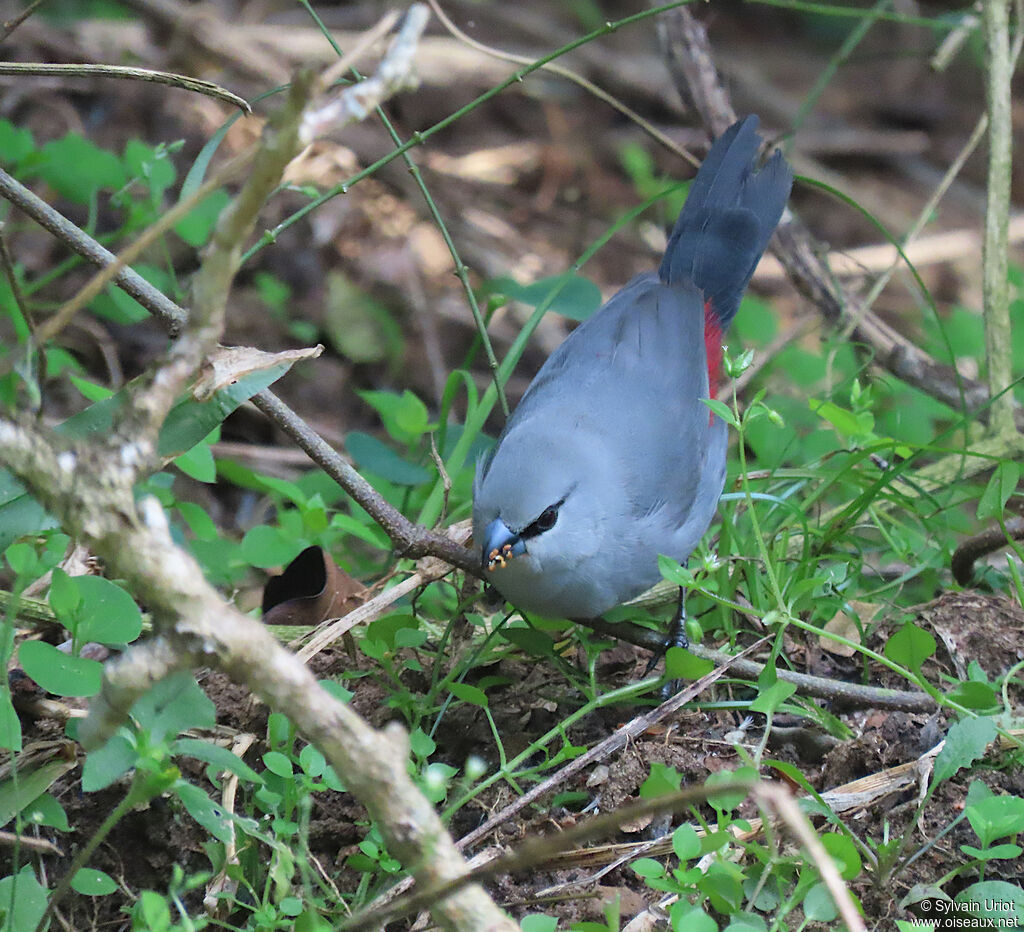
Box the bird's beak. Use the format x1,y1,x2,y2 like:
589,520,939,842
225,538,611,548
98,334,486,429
482,518,526,571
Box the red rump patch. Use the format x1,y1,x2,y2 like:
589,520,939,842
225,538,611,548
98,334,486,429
703,299,723,399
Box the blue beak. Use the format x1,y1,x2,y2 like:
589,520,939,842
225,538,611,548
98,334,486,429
482,518,526,571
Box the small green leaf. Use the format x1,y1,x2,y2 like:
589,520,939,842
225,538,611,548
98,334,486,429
640,762,682,798
883,622,935,673
172,737,263,784
131,673,215,742
448,682,488,708
0,866,49,930
934,717,998,785
703,397,738,427
71,867,117,896
263,750,293,777
48,567,81,619
173,779,253,845
672,823,701,861
821,832,862,880
359,389,431,444
947,680,999,710
630,857,665,879
965,794,1024,846
19,641,102,697
73,575,143,645
21,792,70,831
240,525,305,569
665,646,713,680
173,188,230,246
977,461,1020,520
487,273,602,321
750,680,797,716
39,133,127,202
174,440,217,483
346,431,431,486
802,882,838,922
82,734,137,792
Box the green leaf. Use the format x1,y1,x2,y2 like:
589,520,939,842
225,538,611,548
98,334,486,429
672,823,701,861
703,397,738,427
521,915,559,932
883,622,935,673
20,792,69,831
821,832,862,880
358,389,431,444
39,133,127,202
977,461,1020,520
750,680,797,715
346,431,430,485
72,575,143,645
48,567,81,618
663,647,712,684
71,867,117,896
955,880,1024,923
263,750,293,777
173,188,230,247
947,680,999,710
802,883,838,922
499,626,560,660
630,857,665,879
934,717,998,785
0,866,49,930
240,524,305,569
448,682,488,708
965,794,1024,846
19,641,102,697
131,673,215,742
173,779,248,845
174,440,217,483
157,364,292,457
640,762,682,798
82,734,137,791
0,757,77,828
488,272,603,322
172,737,264,784
133,891,172,931
0,119,36,166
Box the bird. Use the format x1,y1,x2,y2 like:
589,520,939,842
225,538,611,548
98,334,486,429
472,116,792,647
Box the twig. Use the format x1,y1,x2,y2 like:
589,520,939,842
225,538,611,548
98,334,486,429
31,148,255,356
0,0,48,42
0,63,249,113
981,0,1016,435
0,168,187,333
951,516,1024,585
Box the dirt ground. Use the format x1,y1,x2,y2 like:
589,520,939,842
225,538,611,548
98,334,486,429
2,0,1024,928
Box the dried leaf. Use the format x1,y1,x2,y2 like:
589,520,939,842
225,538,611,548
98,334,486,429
262,545,365,627
193,345,323,401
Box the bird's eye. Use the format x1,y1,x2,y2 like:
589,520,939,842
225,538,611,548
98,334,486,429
524,504,559,537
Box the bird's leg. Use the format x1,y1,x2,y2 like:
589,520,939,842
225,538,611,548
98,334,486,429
642,586,689,676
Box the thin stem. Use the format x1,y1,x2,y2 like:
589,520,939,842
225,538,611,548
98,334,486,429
981,0,1016,435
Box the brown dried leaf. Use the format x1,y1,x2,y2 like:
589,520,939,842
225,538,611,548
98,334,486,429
262,545,366,627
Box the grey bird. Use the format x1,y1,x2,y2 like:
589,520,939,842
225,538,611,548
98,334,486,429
473,116,792,639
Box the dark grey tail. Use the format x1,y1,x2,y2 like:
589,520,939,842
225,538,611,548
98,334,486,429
658,116,792,331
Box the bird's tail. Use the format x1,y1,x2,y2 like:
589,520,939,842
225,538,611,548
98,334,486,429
659,116,792,333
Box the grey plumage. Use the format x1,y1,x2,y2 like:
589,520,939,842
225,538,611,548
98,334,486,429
473,116,793,621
